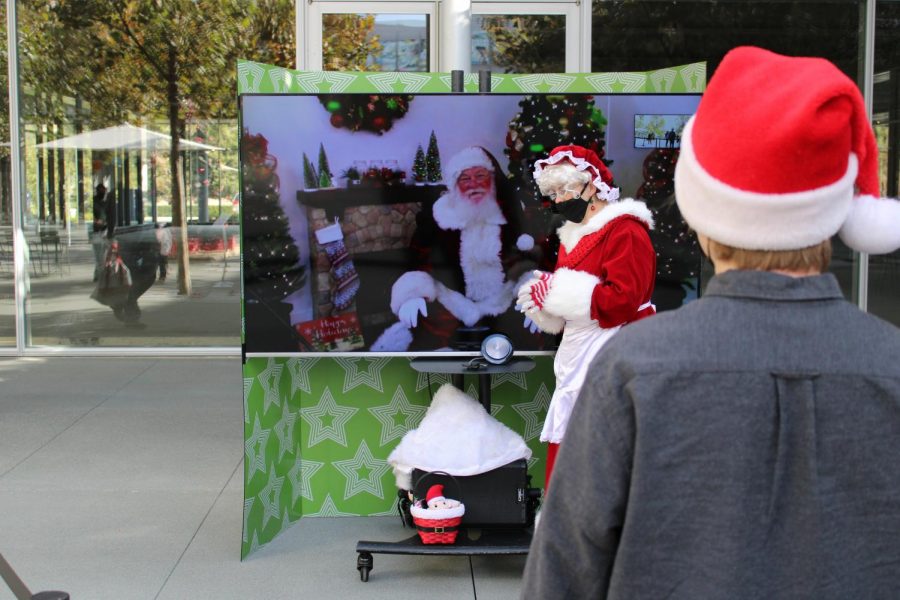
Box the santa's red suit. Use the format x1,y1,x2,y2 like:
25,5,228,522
532,198,656,442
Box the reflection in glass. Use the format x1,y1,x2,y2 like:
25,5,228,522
323,14,429,72
0,1,13,346
870,0,900,326
471,15,565,74
15,0,296,347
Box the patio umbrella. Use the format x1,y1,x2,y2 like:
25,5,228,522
35,123,222,151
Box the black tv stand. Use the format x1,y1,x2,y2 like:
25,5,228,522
355,355,538,583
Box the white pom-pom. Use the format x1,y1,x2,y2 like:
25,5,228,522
516,234,534,251
839,195,900,254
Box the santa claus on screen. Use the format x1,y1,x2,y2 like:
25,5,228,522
373,146,537,351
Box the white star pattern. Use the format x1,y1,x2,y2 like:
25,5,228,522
242,497,255,543
491,371,528,391
258,468,285,530
249,531,262,555
511,383,551,441
490,403,504,419
301,387,358,448
308,494,355,517
414,369,450,392
336,357,390,393
286,357,317,397
244,416,270,480
257,358,284,416
273,402,298,463
368,387,427,447
527,455,540,472
288,457,324,504
243,377,255,424
332,440,393,500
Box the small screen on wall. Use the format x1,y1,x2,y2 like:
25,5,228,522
239,93,702,354
634,113,691,149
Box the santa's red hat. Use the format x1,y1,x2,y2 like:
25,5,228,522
533,145,620,202
444,146,494,185
425,484,445,505
675,46,900,254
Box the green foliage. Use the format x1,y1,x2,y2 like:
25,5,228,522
302,153,318,189
480,16,565,74
322,14,383,71
425,131,441,183
317,143,333,188
412,144,427,182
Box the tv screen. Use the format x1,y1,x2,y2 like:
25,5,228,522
634,114,691,149
240,93,702,354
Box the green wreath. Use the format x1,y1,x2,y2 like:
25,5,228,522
319,94,413,135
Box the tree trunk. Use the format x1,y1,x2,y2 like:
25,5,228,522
168,45,191,296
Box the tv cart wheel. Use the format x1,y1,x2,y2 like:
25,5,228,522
357,551,373,582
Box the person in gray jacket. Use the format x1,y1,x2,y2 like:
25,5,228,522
522,46,900,599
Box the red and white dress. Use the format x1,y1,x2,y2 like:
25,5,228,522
527,199,657,444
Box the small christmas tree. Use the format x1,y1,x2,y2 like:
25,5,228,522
425,130,442,182
302,153,318,189
317,143,333,188
412,144,427,182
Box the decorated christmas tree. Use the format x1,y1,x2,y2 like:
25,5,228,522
302,153,318,189
634,148,699,311
425,130,442,182
505,95,610,207
412,144,427,182
317,143,334,188
242,130,306,351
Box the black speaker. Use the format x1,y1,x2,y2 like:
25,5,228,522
411,459,538,527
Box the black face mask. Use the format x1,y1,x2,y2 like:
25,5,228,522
549,182,591,223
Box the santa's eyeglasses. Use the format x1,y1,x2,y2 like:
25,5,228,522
457,172,492,185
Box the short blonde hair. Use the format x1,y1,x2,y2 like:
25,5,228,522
535,163,590,196
706,238,832,272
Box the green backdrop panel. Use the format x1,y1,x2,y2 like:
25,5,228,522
242,355,554,559
237,61,707,95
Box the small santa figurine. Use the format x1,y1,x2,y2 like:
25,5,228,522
373,146,537,351
424,484,462,510
518,145,657,488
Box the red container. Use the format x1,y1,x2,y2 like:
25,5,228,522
412,514,463,545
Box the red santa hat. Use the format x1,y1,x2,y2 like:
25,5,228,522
675,46,900,254
425,484,446,505
533,145,621,203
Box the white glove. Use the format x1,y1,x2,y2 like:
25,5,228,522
523,315,540,334
398,297,427,328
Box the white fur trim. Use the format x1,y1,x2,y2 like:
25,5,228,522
387,383,532,483
410,504,466,520
541,268,601,322
391,271,437,315
557,198,654,253
675,117,856,251
517,234,534,251
839,194,900,254
459,223,506,303
435,282,483,326
444,147,494,185
533,150,621,202
370,321,413,351
433,189,506,231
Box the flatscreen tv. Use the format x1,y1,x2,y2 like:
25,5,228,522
240,92,702,355
634,113,691,149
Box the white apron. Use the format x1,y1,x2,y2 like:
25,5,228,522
540,301,654,444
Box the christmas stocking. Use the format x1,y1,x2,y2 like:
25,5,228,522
316,223,360,311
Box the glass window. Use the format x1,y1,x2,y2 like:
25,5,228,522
16,0,296,348
870,0,900,326
591,0,865,300
0,0,13,346
322,13,429,71
471,14,566,73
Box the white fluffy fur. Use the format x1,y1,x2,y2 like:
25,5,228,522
525,307,566,334
557,198,654,253
388,383,532,490
370,321,413,351
675,117,857,251
410,503,465,520
839,194,900,254
435,282,482,326
390,271,437,315
541,268,601,322
433,189,506,231
459,223,506,303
